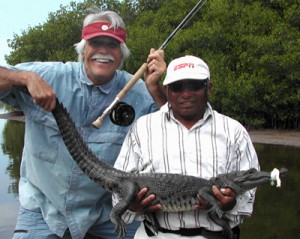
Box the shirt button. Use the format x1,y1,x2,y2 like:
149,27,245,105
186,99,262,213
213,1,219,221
73,169,79,174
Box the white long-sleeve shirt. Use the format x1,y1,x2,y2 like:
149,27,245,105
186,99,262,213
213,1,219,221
113,103,259,232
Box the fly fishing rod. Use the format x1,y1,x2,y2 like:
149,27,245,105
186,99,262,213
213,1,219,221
92,0,208,128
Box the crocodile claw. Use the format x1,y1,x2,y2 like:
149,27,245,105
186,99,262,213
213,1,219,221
114,220,127,238
207,204,223,218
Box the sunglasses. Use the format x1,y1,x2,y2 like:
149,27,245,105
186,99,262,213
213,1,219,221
168,80,207,93
88,38,120,49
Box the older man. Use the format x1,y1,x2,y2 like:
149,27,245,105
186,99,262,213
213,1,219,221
0,8,166,239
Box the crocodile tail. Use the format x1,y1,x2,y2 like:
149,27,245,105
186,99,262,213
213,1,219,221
51,98,125,187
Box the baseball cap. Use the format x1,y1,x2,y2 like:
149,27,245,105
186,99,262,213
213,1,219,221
163,55,210,86
82,22,126,43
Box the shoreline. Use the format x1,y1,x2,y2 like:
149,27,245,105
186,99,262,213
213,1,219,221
249,130,300,148
0,113,299,148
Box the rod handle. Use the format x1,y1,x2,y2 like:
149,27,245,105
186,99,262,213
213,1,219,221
92,115,105,129
116,63,148,99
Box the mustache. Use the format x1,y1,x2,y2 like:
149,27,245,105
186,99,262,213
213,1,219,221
91,53,115,61
177,96,196,104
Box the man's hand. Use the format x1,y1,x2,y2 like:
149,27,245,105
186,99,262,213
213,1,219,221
129,188,162,213
195,194,210,210
195,186,237,211
145,48,166,87
144,48,167,108
23,71,56,112
212,186,237,211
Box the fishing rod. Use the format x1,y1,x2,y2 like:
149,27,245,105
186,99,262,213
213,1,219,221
92,0,208,128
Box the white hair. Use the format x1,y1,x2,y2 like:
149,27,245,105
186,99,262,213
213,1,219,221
74,6,131,66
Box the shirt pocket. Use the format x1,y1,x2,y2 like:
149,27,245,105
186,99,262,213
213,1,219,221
26,110,59,164
84,131,126,167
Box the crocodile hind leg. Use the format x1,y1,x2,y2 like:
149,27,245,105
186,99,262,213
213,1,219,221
110,181,139,238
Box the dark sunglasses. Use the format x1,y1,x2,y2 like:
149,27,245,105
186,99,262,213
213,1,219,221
168,80,207,93
88,38,120,49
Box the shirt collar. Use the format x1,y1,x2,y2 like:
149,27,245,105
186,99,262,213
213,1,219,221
203,103,213,121
97,76,116,94
161,102,213,124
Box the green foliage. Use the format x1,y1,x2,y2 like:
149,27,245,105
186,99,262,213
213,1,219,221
3,0,300,129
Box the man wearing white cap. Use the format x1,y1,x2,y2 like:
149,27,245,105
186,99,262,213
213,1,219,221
114,55,259,238
0,7,166,239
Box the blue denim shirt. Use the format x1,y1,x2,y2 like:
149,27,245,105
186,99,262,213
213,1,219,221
0,62,157,238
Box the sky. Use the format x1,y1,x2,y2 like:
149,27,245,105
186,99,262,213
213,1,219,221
0,0,83,65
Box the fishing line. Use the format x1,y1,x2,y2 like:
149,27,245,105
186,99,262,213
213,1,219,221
159,0,207,50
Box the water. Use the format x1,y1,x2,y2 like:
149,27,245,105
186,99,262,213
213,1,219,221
0,116,299,238
240,144,300,238
0,117,23,239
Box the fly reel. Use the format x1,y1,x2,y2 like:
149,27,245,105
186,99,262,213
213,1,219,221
109,102,135,126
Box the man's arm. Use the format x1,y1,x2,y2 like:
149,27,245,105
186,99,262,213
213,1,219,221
0,66,56,111
0,66,24,91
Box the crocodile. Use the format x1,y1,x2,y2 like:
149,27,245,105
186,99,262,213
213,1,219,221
52,99,288,239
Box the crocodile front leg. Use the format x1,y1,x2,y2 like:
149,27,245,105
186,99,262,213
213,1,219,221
209,211,233,239
110,181,139,238
198,187,224,218
198,187,233,239
145,212,160,234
